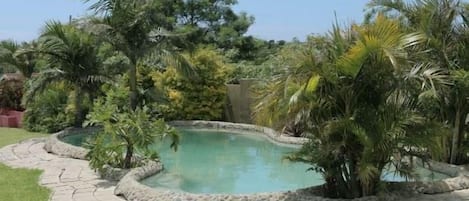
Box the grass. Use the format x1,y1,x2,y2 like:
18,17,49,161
0,127,51,201
0,127,49,148
0,163,51,201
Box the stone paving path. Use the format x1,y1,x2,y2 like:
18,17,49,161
0,138,124,201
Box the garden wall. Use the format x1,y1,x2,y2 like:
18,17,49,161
225,79,257,123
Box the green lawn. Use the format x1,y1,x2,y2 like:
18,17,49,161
0,127,49,148
0,128,51,201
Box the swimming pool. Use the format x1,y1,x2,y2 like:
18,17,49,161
61,128,449,194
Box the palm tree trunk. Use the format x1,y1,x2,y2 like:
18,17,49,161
450,106,462,164
74,85,84,127
129,64,137,111
124,142,134,169
349,162,361,198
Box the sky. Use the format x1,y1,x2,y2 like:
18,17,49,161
0,0,370,42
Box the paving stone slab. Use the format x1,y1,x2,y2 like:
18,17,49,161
0,138,124,201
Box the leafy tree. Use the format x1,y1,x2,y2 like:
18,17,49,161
21,21,108,127
174,0,254,48
158,0,275,62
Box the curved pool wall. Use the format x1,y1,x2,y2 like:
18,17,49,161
45,121,469,201
44,127,98,159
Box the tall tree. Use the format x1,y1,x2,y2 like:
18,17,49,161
84,0,194,110
175,0,253,44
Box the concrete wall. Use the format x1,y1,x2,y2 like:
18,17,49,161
225,79,257,124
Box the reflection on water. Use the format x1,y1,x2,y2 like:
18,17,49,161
142,129,323,194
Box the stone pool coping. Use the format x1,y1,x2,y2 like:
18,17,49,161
44,126,97,160
168,120,309,145
45,120,469,201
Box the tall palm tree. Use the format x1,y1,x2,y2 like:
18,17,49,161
367,0,469,164
21,21,108,127
83,0,194,111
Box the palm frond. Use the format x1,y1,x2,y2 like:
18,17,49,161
159,49,197,79
84,0,117,15
338,14,425,78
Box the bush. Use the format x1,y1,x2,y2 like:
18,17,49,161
152,47,232,120
0,76,24,110
22,84,73,133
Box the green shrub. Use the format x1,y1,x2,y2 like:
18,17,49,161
0,78,23,110
152,47,232,120
22,83,73,133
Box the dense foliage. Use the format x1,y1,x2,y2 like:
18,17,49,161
21,22,108,127
367,0,469,164
0,78,23,110
0,40,38,78
22,84,72,133
153,47,231,120
256,15,445,198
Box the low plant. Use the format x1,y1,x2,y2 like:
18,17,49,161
84,94,179,172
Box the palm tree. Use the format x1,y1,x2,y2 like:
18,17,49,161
257,15,441,198
0,40,37,78
83,0,194,111
21,21,108,127
367,0,469,164
253,21,356,135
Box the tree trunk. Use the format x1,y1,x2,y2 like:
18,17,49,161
335,170,350,198
450,106,462,164
124,143,133,169
129,64,138,111
88,92,95,105
74,85,83,127
349,162,361,198
324,176,338,198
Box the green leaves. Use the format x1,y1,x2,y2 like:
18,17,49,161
22,83,72,133
152,47,231,121
338,14,425,78
306,75,321,94
0,40,37,78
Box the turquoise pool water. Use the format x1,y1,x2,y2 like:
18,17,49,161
62,128,449,194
